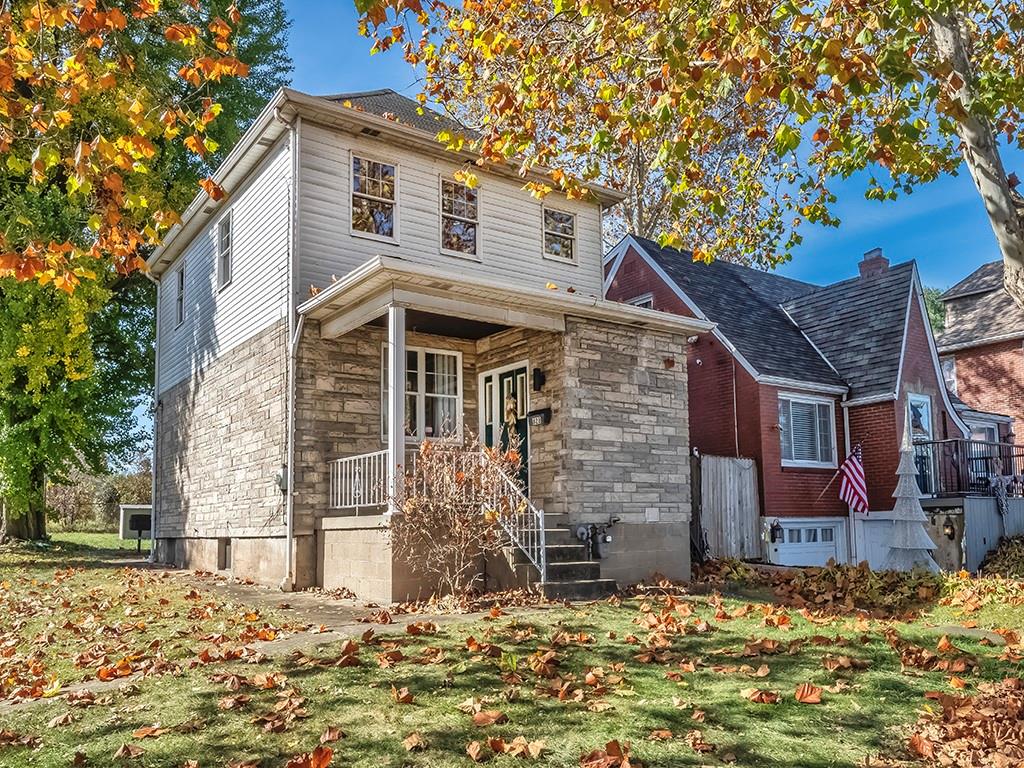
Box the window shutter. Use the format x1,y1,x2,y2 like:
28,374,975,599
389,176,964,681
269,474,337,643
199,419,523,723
790,400,818,461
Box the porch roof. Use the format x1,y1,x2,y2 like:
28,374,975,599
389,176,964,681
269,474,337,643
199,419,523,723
297,256,716,339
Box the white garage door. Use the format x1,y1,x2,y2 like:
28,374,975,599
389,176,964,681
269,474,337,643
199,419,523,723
766,519,844,567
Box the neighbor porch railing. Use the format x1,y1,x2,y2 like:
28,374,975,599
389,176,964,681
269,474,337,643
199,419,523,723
913,439,1024,498
326,447,547,581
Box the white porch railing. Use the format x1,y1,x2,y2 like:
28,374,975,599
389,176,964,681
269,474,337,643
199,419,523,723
326,447,547,581
328,449,389,512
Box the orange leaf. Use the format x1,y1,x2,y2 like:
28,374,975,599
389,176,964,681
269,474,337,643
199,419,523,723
199,177,225,201
908,733,934,758
466,741,486,762
472,710,508,726
391,685,414,704
794,682,822,704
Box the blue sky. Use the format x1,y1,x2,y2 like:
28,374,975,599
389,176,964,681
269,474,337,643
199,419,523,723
286,0,1022,290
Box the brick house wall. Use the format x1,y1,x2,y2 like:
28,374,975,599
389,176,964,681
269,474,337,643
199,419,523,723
897,296,957,442
846,402,900,511
606,245,848,520
949,338,1024,439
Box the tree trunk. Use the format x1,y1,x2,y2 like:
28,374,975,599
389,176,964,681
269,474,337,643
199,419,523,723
0,466,48,541
931,11,1024,306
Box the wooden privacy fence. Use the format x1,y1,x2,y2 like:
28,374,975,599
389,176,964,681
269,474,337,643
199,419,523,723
695,455,761,560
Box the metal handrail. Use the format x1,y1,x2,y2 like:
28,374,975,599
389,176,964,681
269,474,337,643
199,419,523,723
328,449,389,512
913,438,1024,498
488,461,547,583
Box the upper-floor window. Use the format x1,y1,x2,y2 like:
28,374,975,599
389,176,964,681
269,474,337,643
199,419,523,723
542,207,576,262
778,393,836,468
628,293,654,310
174,265,186,328
908,393,933,440
440,177,479,257
352,155,397,241
940,356,957,395
217,212,232,289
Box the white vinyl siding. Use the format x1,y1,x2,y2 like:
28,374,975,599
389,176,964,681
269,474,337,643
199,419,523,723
779,393,836,468
156,140,291,394
297,123,604,297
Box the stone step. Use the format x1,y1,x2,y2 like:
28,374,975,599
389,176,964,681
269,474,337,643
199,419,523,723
540,578,617,601
542,527,576,545
510,543,590,564
546,560,602,581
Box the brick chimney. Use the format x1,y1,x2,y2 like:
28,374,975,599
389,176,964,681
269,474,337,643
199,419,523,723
859,247,889,278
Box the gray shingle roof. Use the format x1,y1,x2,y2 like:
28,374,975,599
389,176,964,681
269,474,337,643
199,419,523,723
629,238,922,399
633,238,847,388
322,89,469,138
941,260,1003,300
936,281,1024,349
781,263,915,400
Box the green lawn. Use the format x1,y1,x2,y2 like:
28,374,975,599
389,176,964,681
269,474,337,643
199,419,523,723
2,543,1022,767
49,530,151,554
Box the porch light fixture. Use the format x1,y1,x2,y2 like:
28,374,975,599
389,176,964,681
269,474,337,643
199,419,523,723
275,464,289,493
942,516,956,541
769,519,784,543
532,367,546,392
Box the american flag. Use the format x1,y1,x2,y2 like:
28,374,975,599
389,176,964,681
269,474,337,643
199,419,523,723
839,444,869,513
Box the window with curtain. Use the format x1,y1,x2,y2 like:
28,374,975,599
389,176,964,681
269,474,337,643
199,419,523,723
779,395,835,466
382,346,462,441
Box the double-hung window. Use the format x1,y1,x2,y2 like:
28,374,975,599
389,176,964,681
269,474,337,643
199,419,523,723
217,213,232,289
174,265,186,328
351,155,397,240
542,207,576,262
440,177,479,257
778,394,836,468
382,346,462,442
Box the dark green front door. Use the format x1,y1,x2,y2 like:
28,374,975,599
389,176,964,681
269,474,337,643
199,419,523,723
482,366,529,491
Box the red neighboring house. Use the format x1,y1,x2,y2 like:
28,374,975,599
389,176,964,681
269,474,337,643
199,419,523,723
605,236,970,567
936,261,1020,443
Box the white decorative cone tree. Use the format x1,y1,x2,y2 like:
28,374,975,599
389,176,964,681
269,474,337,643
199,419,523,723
882,418,940,572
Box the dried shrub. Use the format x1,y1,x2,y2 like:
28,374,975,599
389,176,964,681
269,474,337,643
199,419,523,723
389,435,524,600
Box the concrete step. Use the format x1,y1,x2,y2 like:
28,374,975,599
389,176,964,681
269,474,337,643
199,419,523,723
511,543,589,564
542,527,576,545
546,560,602,581
540,578,617,601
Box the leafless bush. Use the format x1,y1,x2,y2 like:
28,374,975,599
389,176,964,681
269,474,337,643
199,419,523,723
389,434,523,598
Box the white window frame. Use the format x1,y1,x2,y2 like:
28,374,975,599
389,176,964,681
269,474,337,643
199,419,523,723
438,175,480,260
778,392,838,469
541,206,577,264
217,211,233,291
907,392,933,440
174,264,186,329
628,293,654,309
940,356,957,395
381,344,463,443
350,151,400,244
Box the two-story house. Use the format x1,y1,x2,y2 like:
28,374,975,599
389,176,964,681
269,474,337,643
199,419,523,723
147,88,711,602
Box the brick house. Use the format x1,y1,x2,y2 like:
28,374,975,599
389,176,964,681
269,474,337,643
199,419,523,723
604,236,970,567
936,261,1021,443
146,88,712,602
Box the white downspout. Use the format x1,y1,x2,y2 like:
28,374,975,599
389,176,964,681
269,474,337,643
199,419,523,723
279,108,301,591
145,271,161,563
842,394,855,564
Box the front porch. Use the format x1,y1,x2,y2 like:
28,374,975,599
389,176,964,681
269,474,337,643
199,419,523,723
290,257,710,602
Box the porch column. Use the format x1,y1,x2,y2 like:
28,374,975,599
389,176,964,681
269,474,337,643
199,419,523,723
386,304,406,518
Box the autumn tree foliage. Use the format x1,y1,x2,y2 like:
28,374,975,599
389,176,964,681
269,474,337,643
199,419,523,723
0,0,264,538
360,0,1024,289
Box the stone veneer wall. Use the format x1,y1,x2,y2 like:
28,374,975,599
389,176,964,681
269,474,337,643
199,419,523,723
561,318,692,582
155,320,290,582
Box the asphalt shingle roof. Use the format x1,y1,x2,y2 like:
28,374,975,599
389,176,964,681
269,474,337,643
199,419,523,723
781,263,915,400
941,260,1003,300
630,238,921,399
935,261,1024,349
322,89,469,138
633,237,847,389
